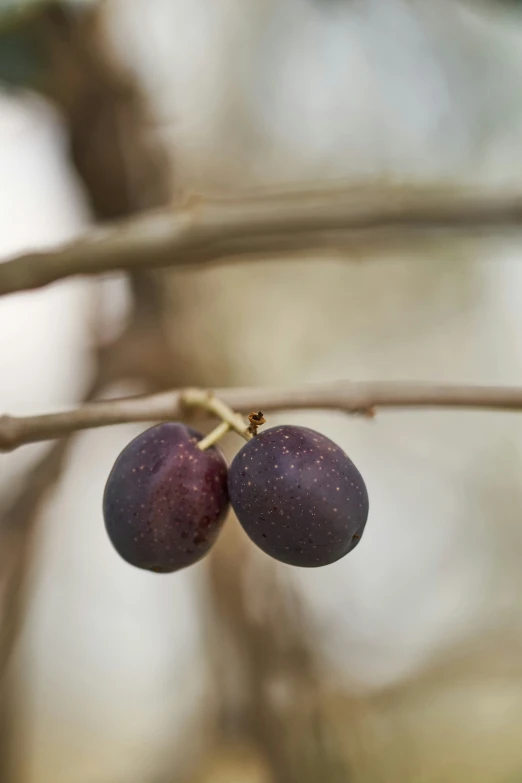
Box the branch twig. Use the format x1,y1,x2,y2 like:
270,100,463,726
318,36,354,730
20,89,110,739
182,391,251,445
2,185,522,297
2,381,522,452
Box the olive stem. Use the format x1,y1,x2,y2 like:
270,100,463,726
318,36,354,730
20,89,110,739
181,390,253,444
197,421,230,451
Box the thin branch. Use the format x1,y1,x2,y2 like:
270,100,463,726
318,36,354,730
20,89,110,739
2,381,522,452
2,184,522,297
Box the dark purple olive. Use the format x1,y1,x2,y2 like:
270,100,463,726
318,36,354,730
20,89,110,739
103,423,229,572
228,425,368,567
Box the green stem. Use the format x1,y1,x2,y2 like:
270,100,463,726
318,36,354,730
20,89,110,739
197,421,230,451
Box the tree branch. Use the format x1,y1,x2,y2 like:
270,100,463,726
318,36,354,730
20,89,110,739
2,381,522,451
2,185,522,297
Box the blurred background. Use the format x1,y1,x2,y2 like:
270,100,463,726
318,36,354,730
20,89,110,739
2,0,522,781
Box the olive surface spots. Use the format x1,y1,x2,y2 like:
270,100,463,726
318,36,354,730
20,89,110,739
103,422,229,573
228,425,369,568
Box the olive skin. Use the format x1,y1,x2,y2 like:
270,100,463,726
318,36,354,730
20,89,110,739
103,423,229,573
228,425,369,567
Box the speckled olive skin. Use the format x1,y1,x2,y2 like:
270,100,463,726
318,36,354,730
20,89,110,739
103,423,229,573
228,425,369,567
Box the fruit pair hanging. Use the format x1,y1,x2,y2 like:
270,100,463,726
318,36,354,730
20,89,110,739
103,419,369,572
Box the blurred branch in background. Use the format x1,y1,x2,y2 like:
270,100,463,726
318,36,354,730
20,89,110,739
4,381,522,451
0,379,102,782
0,0,74,31
0,2,178,781
2,184,522,296
206,526,351,783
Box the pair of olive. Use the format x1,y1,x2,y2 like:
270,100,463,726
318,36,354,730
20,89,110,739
103,422,369,573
